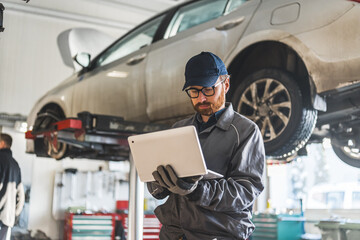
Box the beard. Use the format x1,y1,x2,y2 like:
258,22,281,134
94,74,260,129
192,88,225,116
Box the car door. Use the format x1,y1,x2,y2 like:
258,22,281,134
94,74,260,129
71,14,166,122
145,0,261,122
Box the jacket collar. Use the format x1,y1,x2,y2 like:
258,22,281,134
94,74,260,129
0,148,12,155
215,102,234,131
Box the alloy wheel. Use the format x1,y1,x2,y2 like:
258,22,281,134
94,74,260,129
237,78,292,142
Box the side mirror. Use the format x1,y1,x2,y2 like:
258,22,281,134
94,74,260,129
0,3,5,32
74,52,91,68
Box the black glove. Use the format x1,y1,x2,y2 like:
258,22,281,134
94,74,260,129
152,165,203,196
146,181,170,199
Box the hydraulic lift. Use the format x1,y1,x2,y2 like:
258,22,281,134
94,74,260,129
26,111,169,240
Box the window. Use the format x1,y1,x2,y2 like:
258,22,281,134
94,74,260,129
269,142,360,211
312,192,326,203
326,191,344,209
165,0,228,39
352,192,360,208
307,189,345,209
225,0,248,14
95,15,165,67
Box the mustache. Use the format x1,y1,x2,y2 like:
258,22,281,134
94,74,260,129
195,102,211,107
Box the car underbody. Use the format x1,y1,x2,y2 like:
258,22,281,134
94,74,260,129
308,83,360,168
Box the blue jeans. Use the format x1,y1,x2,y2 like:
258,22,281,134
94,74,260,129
0,222,9,240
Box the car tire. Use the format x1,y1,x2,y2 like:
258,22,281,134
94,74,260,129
331,136,360,168
33,108,68,160
232,68,317,158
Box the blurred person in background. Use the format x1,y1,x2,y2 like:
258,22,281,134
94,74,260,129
0,133,25,240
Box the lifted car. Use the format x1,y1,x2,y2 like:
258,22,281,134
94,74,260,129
27,0,360,168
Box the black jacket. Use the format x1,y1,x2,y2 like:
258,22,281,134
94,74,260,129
0,148,25,227
148,103,265,240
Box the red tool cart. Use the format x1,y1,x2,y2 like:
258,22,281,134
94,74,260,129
64,213,122,240
64,212,161,240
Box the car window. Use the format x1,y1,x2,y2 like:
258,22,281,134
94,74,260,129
225,0,248,14
312,192,326,203
164,0,228,39
352,192,360,208
326,191,344,209
95,14,165,67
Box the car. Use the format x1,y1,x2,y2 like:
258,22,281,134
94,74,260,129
26,0,360,167
306,182,360,209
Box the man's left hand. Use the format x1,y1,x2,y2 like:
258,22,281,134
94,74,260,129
152,165,203,196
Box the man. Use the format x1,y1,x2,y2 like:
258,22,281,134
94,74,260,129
0,133,25,240
147,52,265,239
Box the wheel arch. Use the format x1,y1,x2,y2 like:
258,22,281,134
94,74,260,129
38,102,66,118
227,41,314,109
32,102,69,160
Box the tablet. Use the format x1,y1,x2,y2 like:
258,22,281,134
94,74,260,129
128,125,223,182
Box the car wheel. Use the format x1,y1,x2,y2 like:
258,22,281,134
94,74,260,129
232,68,317,158
331,130,360,168
33,108,68,160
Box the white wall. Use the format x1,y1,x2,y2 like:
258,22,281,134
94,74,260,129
28,157,109,239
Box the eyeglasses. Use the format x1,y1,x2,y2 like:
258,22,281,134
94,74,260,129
185,78,226,98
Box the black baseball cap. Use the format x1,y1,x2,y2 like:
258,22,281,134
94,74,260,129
183,52,228,90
